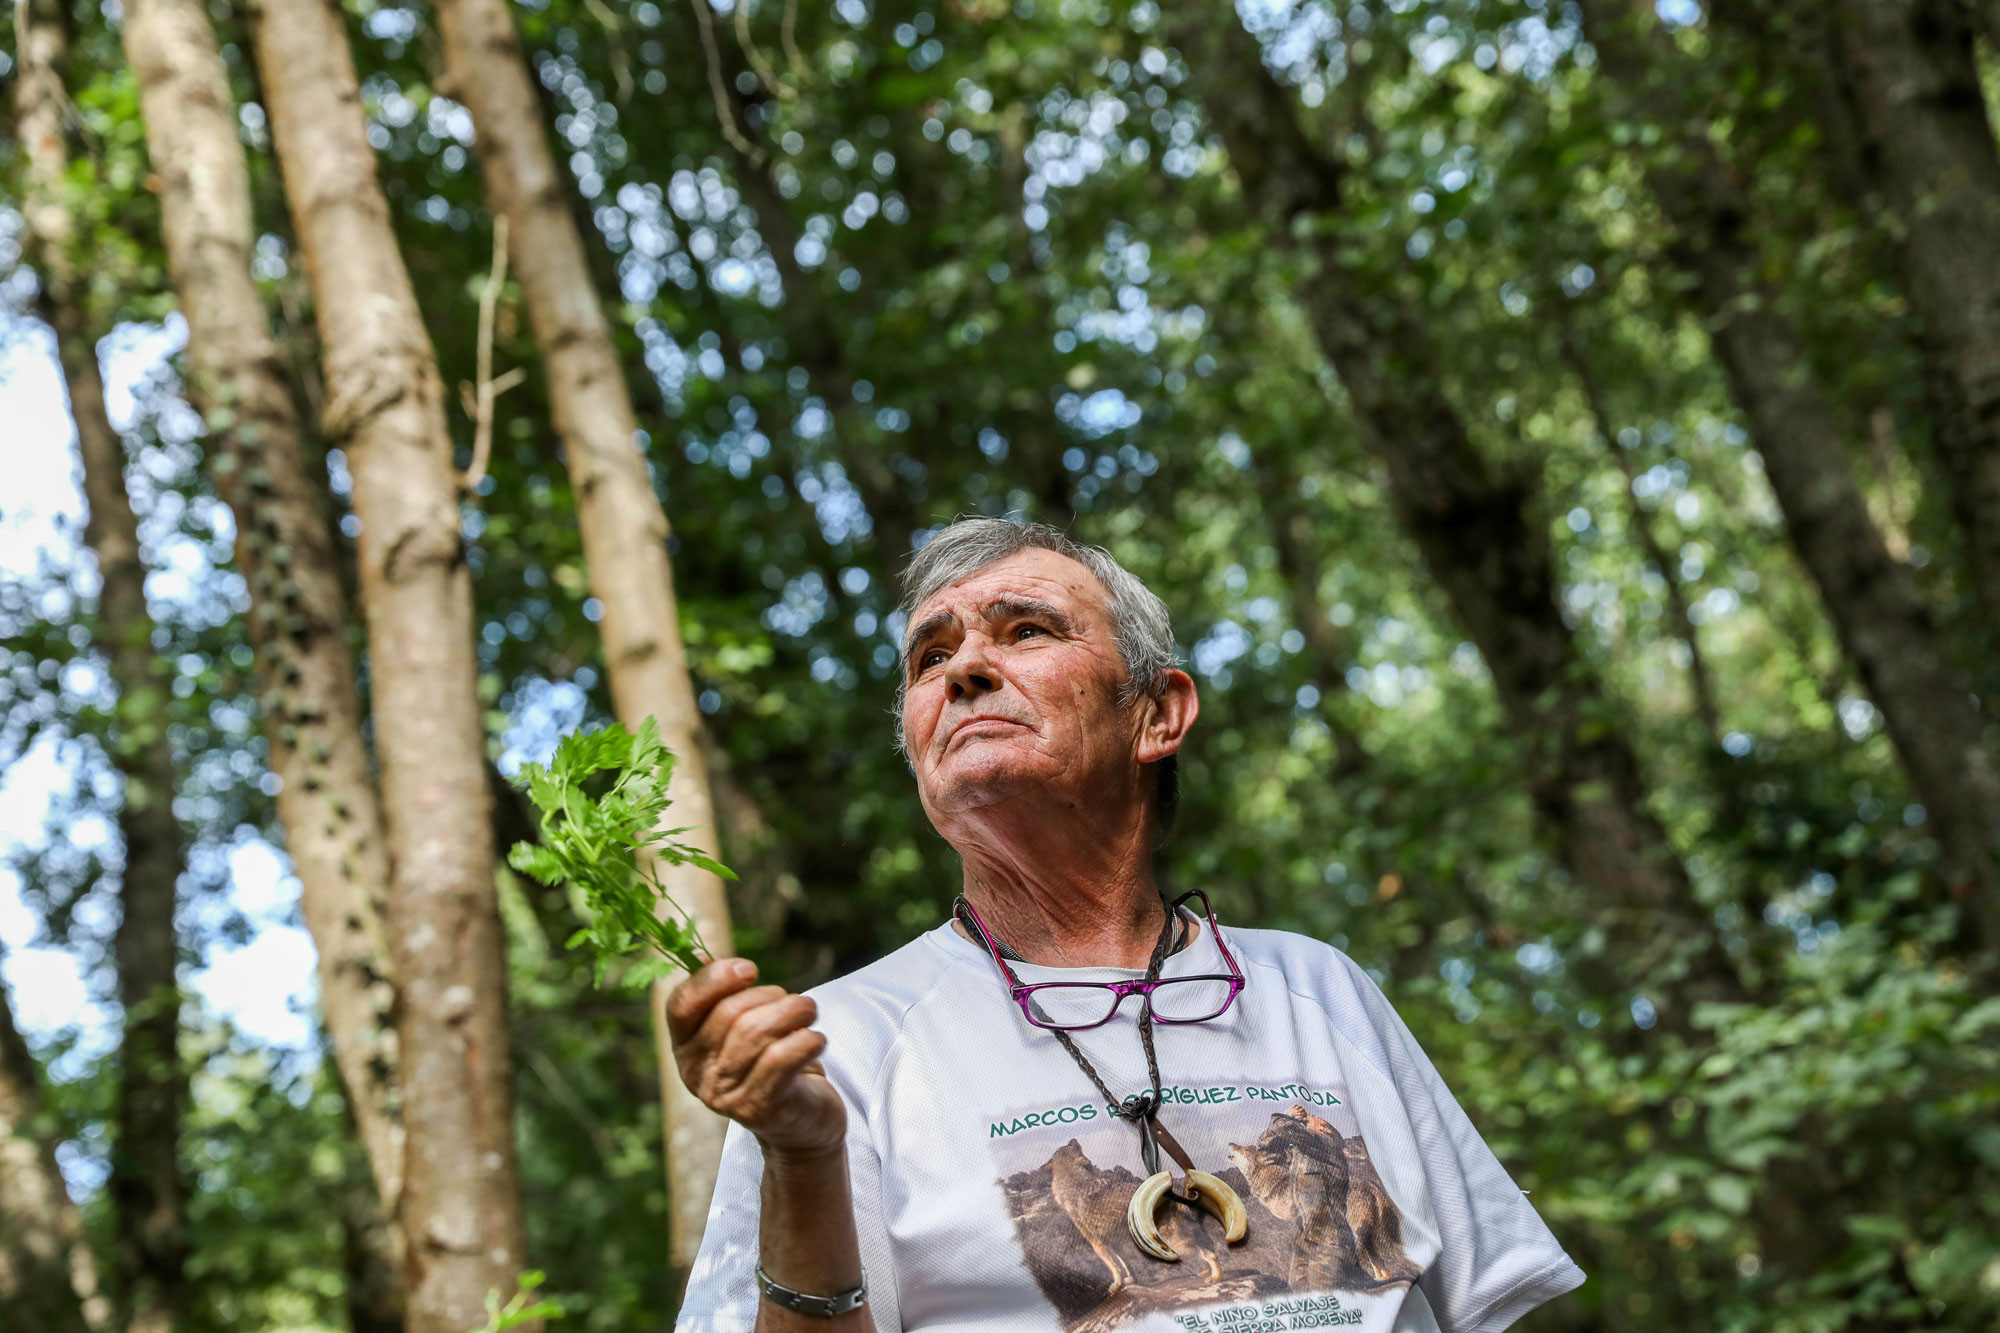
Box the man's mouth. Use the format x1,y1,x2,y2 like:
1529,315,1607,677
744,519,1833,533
945,715,1030,749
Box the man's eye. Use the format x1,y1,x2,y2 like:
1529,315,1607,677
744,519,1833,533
920,650,948,669
1015,624,1044,640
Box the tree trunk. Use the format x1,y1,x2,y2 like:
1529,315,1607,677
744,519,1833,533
1560,327,1724,749
118,0,406,1237
1172,7,1740,1006
13,2,190,1328
430,0,736,1268
718,132,921,570
0,957,107,1333
1826,0,2000,658
249,1,533,1329
334,1082,407,1333
684,10,934,569
1581,0,2000,947
1251,453,1370,779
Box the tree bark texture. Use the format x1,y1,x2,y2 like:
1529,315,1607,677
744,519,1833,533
118,0,406,1231
1827,0,2000,654
249,1,533,1329
1175,9,1739,1003
13,2,191,1328
431,0,735,1266
0,964,106,1333
1582,0,2000,945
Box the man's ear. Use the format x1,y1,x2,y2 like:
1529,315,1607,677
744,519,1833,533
1135,668,1199,765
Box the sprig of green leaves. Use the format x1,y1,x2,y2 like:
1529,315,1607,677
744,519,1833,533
506,716,734,984
470,1270,564,1333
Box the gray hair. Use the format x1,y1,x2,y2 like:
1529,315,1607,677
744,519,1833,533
894,517,1184,833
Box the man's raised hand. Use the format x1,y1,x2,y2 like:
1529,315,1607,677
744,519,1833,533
665,959,847,1160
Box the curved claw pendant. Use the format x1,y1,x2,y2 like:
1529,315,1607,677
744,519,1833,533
1125,1169,1249,1261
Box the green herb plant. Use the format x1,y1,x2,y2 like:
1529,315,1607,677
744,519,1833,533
470,1270,564,1333
506,717,734,984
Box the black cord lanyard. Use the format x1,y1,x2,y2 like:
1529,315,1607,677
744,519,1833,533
951,894,1188,1172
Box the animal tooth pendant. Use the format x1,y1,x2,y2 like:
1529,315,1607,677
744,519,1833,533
1126,1169,1249,1262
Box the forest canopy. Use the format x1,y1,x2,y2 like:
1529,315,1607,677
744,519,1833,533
3,0,2000,1331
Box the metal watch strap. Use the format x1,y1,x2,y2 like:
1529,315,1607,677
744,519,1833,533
754,1263,867,1317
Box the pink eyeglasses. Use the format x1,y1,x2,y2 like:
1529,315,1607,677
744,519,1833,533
960,888,1246,1032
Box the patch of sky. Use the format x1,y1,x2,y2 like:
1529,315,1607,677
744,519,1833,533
635,318,691,407
1693,586,1737,622
1415,31,1461,76
1516,940,1560,976
1837,695,1880,742
363,5,421,40
842,190,881,230
1191,620,1252,677
765,571,831,638
793,463,871,546
1057,388,1142,438
1630,461,1680,502
712,258,756,296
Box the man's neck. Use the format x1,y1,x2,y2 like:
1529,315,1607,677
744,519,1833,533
955,849,1167,971
936,774,1172,968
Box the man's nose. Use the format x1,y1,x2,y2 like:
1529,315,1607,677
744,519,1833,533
943,639,1000,701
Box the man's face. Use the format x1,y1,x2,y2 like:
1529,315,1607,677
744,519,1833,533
899,548,1149,820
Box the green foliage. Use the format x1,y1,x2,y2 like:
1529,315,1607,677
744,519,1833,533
6,0,2000,1330
507,716,734,982
473,1271,566,1333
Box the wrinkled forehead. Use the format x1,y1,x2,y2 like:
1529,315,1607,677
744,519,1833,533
902,548,1113,649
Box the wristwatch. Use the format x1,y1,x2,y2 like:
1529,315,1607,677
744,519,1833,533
754,1263,868,1317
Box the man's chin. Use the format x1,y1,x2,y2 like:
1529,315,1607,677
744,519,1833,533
924,750,1048,814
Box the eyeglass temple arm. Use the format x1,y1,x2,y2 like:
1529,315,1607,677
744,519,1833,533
959,897,1028,990
1172,888,1243,978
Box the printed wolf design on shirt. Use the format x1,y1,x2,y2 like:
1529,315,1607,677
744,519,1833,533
998,1104,1419,1331
1227,1106,1422,1291
1048,1141,1139,1296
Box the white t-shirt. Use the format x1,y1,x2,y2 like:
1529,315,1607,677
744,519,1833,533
677,912,1583,1333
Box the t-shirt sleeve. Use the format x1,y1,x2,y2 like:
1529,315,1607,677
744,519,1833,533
1334,953,1584,1333
674,1120,765,1332
674,1118,902,1332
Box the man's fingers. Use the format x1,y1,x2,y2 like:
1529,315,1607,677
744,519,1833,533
702,994,819,1095
690,983,794,1057
664,957,759,1044
738,1027,830,1105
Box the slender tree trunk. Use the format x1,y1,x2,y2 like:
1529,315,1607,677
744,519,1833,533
716,134,920,569
430,0,736,1268
13,3,190,1328
333,1082,407,1333
249,1,533,1329
1172,8,1741,1006
0,959,107,1333
1582,0,2000,946
684,7,948,568
118,0,406,1242
1251,451,1370,778
1824,0,2000,655
1560,329,1725,749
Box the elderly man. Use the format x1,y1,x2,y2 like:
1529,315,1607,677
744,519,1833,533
670,518,1582,1332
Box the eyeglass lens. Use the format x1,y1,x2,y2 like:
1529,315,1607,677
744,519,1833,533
1026,977,1236,1029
